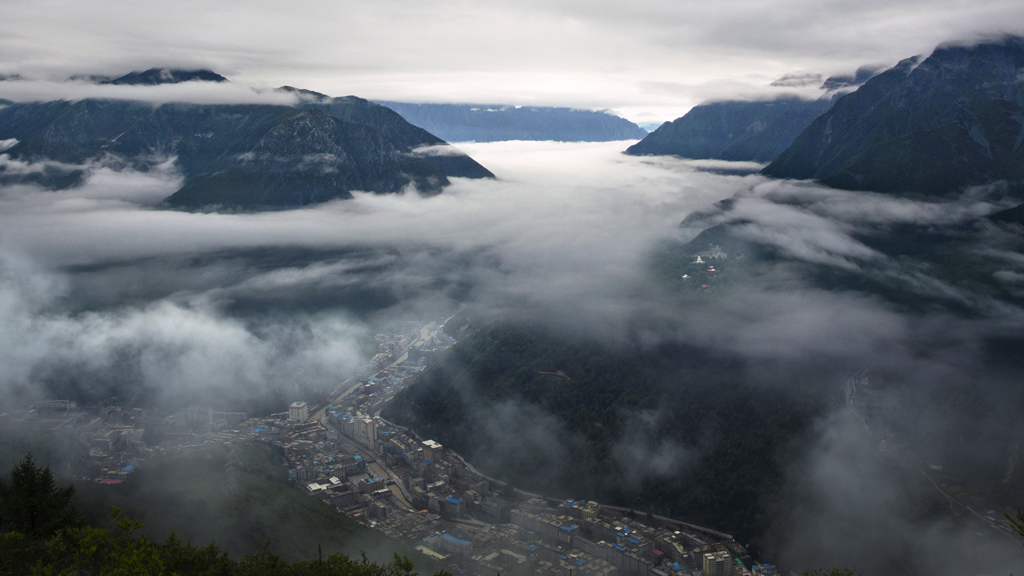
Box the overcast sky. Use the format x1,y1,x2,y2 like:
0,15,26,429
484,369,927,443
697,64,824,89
3,0,1024,124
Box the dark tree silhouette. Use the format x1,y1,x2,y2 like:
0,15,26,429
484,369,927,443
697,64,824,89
0,454,85,538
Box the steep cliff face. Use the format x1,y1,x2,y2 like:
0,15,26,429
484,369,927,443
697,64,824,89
0,82,493,210
625,97,832,162
762,37,1024,196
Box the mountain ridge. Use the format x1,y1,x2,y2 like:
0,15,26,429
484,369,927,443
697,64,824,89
0,74,494,210
374,101,647,142
625,96,833,162
762,36,1024,197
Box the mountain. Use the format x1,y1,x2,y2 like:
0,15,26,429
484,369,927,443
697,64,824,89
374,101,648,142
105,68,228,85
819,65,884,91
625,96,833,162
990,202,1024,225
286,88,494,179
0,79,493,210
382,318,827,546
762,37,1024,196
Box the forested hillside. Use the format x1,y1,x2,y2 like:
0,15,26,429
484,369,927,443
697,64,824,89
383,321,830,544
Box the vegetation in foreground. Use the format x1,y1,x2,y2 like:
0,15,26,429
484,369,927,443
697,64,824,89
0,454,451,576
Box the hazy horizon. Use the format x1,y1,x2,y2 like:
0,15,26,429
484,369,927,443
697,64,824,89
3,1,1024,125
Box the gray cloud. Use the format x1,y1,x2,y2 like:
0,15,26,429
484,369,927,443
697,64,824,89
0,252,368,408
3,141,1024,573
2,1,1023,123
611,410,697,490
771,411,1024,575
0,79,301,105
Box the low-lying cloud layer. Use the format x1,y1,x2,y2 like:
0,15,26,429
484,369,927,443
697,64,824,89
2,140,1023,573
0,78,302,105
0,141,742,400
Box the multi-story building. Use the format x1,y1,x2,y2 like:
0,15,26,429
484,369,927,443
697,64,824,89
289,402,309,422
703,550,731,576
439,533,474,557
359,477,387,494
175,406,214,433
355,417,377,450
561,499,600,519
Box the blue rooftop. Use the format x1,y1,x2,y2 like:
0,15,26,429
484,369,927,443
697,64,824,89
445,497,462,504
121,464,134,472
441,534,471,546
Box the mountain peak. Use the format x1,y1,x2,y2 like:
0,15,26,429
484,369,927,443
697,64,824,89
278,86,331,103
105,68,227,85
819,65,885,91
762,36,1024,196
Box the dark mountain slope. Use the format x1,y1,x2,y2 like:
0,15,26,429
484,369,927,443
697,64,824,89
0,100,447,208
284,89,494,178
383,320,828,544
625,97,832,162
0,83,494,209
763,37,1024,196
164,108,447,208
375,101,647,143
105,68,228,85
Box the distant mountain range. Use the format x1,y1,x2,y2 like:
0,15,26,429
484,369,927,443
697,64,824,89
0,69,493,210
624,97,833,163
625,69,881,163
763,37,1024,197
374,101,648,143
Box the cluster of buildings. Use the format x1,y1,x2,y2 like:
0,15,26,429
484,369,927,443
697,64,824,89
2,316,789,576
0,398,281,484
680,245,729,291
273,368,780,576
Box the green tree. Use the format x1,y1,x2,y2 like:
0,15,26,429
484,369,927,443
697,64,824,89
1007,507,1024,542
0,454,85,538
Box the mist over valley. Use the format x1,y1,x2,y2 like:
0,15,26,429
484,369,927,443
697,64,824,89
3,15,1024,576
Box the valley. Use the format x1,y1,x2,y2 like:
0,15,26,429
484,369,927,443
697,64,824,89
3,26,1024,576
